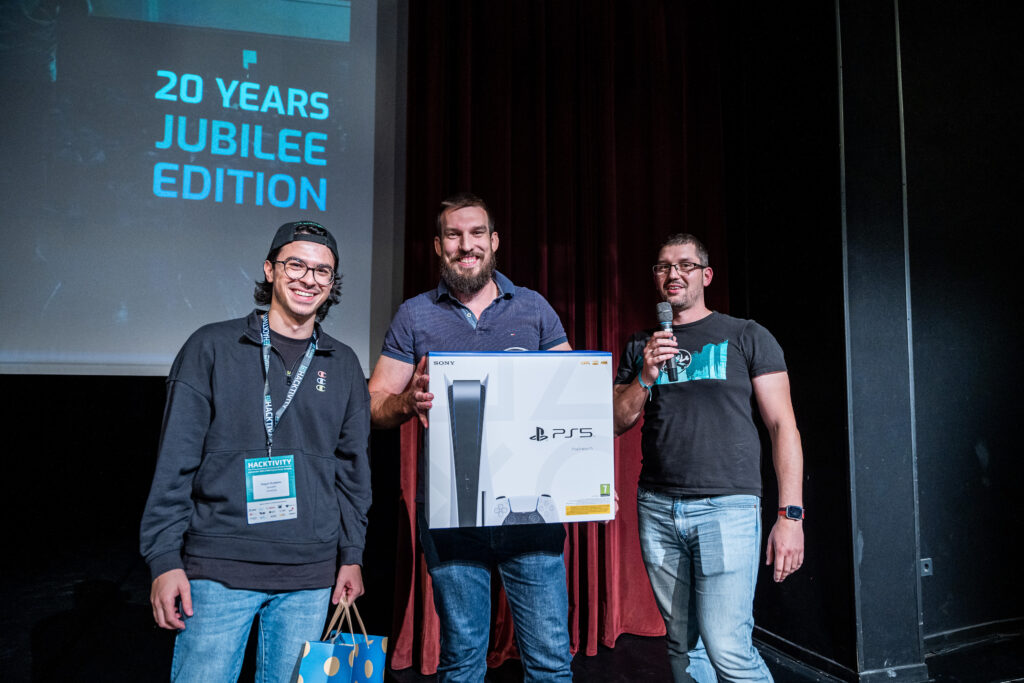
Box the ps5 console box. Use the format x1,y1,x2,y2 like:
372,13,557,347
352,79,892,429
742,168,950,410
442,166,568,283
426,351,615,529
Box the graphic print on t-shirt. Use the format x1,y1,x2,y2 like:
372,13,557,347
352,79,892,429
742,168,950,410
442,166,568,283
661,339,729,384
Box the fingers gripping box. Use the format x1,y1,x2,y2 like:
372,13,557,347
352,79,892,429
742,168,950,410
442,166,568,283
426,351,615,529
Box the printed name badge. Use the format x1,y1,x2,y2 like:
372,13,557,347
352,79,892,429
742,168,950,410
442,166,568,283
244,455,298,524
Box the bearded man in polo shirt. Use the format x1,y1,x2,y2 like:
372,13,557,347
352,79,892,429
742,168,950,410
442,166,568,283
368,193,573,682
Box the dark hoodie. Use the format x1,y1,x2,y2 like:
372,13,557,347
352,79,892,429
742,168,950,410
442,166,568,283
140,310,371,583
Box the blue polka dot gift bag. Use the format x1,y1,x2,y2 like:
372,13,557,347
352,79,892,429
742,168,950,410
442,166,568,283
294,600,387,683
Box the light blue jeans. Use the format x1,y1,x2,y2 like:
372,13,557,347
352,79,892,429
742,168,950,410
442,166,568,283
637,489,773,683
420,513,572,683
170,579,330,683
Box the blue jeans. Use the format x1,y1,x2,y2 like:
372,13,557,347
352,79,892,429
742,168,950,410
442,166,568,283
171,579,330,683
419,512,572,683
636,489,773,683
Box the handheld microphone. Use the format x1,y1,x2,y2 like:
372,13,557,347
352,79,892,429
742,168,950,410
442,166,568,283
656,302,678,382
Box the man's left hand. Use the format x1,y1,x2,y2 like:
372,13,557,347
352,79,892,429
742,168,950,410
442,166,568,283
765,518,804,582
332,564,364,604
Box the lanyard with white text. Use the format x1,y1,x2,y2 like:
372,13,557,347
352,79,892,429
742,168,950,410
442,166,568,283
261,313,317,458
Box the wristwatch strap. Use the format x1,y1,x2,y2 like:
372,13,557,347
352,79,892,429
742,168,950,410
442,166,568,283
778,505,805,520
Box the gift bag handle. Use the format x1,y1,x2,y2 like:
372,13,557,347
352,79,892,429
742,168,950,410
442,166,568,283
341,599,371,644
321,600,358,644
321,598,373,645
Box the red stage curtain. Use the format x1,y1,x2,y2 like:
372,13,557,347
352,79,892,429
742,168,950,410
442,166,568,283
390,0,730,673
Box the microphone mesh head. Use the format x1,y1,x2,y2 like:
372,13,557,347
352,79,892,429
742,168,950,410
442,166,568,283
656,302,674,324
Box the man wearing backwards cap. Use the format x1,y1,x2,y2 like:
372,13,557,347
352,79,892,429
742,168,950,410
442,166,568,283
140,221,371,681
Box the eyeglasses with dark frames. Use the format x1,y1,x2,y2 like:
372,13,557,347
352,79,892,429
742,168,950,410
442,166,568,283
273,258,336,285
652,262,707,276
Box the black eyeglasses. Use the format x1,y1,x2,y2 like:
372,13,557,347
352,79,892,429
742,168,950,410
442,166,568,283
652,262,707,276
273,258,336,285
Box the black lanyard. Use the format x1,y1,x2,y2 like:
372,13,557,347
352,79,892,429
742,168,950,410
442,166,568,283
261,314,317,458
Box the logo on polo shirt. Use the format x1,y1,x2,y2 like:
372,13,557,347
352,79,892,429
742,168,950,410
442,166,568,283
316,370,327,392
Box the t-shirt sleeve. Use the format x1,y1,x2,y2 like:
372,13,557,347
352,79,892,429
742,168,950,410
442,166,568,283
380,301,416,365
741,320,788,377
536,295,569,350
614,332,646,384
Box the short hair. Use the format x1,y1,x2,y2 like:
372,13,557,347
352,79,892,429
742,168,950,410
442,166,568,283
436,192,495,237
659,233,709,266
254,222,342,323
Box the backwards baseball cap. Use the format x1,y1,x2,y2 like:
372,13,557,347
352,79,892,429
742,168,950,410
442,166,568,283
269,220,339,265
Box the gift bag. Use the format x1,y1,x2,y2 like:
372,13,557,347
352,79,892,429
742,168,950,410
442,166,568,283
333,602,388,683
294,601,356,683
294,600,387,683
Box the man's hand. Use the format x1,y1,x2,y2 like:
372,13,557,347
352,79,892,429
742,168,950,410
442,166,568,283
765,518,804,582
332,564,364,605
151,568,192,629
642,330,679,386
614,330,679,435
369,355,433,429
404,356,433,427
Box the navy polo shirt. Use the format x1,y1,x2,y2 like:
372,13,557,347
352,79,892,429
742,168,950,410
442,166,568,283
381,271,568,362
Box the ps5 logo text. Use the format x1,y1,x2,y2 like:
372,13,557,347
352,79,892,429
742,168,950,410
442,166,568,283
529,426,593,441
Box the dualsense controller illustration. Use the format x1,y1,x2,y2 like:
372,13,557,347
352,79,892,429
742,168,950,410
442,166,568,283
491,494,558,525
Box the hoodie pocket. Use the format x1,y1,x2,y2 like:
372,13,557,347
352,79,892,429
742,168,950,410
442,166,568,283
189,449,256,537
189,448,339,544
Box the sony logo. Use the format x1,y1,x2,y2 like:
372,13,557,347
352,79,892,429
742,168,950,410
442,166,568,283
432,360,456,366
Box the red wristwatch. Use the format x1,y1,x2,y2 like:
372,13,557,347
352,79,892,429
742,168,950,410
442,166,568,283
778,505,804,520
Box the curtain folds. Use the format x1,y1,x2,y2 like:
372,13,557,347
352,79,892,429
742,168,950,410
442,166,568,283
390,1,728,673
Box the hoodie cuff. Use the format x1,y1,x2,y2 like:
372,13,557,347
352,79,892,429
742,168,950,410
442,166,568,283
148,549,185,582
337,545,364,567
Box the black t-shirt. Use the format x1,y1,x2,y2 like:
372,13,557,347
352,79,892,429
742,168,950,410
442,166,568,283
614,312,787,497
270,329,313,381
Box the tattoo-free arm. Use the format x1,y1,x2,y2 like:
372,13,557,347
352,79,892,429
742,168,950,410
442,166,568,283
753,371,805,582
368,355,432,428
613,331,677,436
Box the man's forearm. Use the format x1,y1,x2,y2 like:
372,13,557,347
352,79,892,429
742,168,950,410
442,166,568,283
613,380,647,436
771,424,804,506
369,390,414,429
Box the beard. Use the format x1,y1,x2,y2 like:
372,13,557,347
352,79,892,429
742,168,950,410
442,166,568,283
440,249,497,295
664,280,701,311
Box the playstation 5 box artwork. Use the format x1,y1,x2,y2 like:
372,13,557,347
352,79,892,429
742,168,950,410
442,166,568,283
425,351,615,529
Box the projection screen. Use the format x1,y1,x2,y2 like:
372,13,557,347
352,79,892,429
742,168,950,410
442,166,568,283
0,0,400,377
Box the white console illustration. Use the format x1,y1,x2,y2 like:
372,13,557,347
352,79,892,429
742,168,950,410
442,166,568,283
446,376,489,527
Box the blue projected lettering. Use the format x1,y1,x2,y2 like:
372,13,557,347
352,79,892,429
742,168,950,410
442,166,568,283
215,78,329,118
151,163,325,211
151,69,333,211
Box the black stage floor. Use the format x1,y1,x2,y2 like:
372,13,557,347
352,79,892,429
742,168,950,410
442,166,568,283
3,541,1021,682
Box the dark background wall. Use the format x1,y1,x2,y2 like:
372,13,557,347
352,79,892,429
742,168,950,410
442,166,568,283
899,0,1024,645
1,1,1021,681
